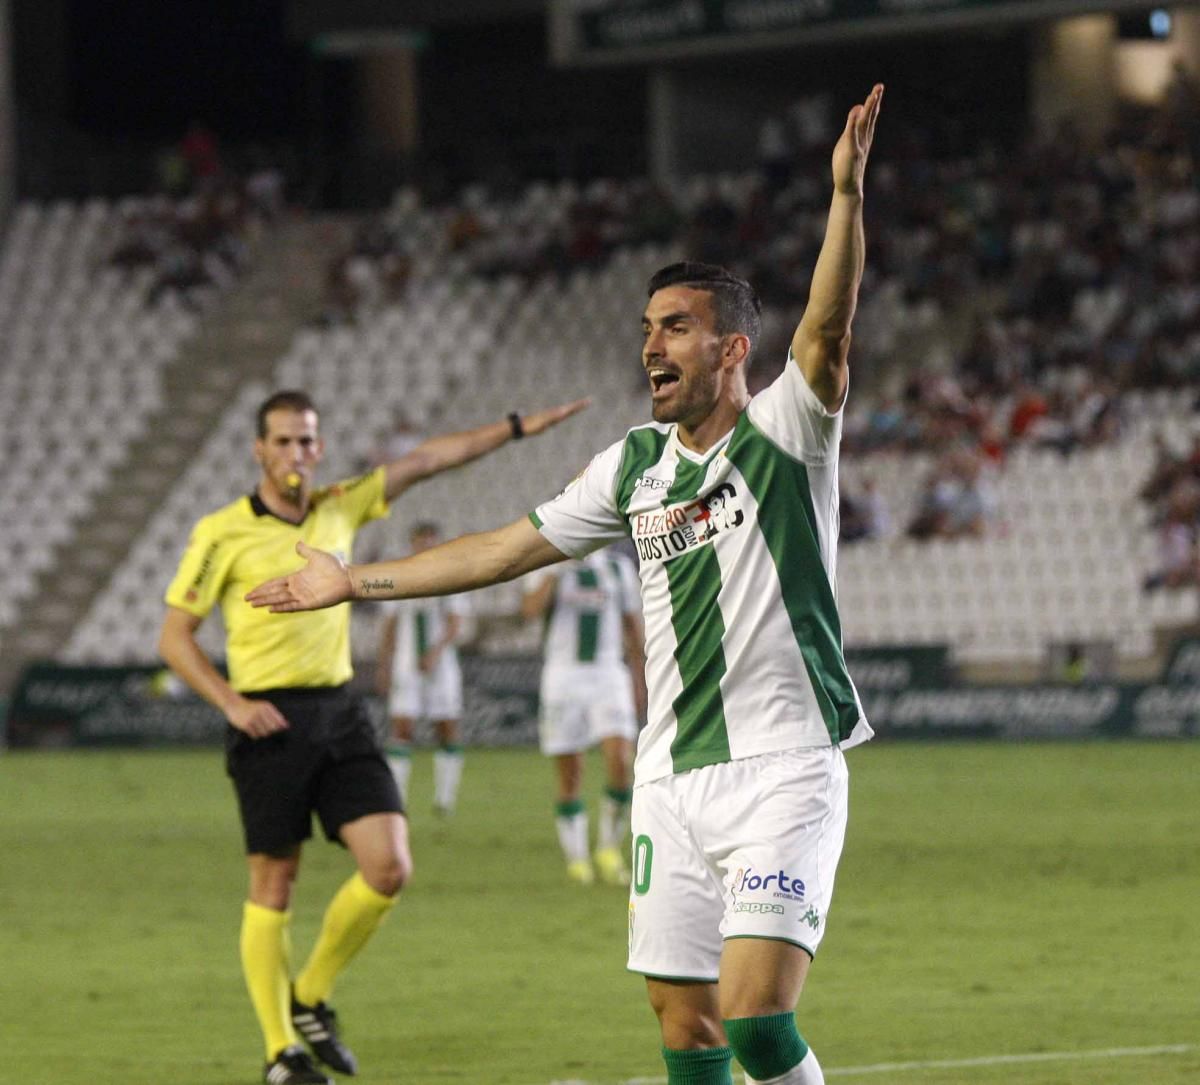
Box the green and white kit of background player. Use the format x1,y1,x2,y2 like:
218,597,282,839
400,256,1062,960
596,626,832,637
533,550,642,873
382,592,471,811
530,355,873,981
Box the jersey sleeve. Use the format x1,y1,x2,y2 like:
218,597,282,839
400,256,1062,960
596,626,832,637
164,515,232,618
329,466,389,527
746,350,845,465
529,441,628,558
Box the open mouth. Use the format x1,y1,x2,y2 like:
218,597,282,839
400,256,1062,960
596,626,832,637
647,368,680,395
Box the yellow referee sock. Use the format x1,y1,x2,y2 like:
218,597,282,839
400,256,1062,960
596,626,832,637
240,901,298,1060
294,872,396,1006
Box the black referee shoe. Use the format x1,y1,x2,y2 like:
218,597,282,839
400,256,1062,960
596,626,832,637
291,994,359,1076
264,1045,332,1085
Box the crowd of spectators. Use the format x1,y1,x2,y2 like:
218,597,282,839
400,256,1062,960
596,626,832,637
108,124,286,309
311,87,1200,544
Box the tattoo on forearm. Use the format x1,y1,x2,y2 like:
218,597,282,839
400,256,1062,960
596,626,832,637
360,578,395,595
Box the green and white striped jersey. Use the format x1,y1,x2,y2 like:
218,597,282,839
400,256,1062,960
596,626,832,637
535,550,641,670
531,357,871,784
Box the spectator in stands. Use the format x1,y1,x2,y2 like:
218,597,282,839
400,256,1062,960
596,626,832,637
1143,476,1200,591
842,477,890,543
908,445,997,540
180,120,222,187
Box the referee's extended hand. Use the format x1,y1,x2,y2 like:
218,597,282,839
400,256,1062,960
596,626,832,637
520,397,590,437
246,541,354,613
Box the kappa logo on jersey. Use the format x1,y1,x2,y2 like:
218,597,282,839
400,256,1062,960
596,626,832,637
632,483,745,563
634,474,670,491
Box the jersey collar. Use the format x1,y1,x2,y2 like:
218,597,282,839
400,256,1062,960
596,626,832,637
249,491,309,526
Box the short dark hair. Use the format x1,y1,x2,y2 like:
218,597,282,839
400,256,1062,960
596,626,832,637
647,261,762,363
256,390,318,438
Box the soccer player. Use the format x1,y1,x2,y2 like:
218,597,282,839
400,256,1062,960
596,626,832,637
520,549,645,885
158,390,586,1085
377,521,471,815
248,84,883,1085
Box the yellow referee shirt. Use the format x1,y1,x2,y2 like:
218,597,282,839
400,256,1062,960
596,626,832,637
165,468,389,692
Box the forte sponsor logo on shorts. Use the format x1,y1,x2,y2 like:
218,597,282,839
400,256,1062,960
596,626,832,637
632,483,744,563
732,865,806,902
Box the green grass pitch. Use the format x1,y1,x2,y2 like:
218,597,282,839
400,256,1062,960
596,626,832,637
1,741,1197,1084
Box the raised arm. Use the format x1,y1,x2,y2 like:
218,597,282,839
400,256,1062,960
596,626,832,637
792,83,883,411
383,399,589,500
247,516,568,612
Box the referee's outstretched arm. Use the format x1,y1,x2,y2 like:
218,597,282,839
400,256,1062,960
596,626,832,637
381,398,589,500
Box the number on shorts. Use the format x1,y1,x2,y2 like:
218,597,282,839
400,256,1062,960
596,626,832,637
633,834,653,895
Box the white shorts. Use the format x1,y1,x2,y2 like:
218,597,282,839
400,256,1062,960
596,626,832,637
538,663,638,756
388,655,463,721
626,746,849,981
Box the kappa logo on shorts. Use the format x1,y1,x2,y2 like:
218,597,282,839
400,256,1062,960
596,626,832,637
732,866,806,903
733,902,785,915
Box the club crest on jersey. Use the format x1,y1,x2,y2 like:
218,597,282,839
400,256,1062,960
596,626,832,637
632,483,744,563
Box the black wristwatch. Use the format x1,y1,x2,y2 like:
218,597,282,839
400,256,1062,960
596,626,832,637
508,412,525,439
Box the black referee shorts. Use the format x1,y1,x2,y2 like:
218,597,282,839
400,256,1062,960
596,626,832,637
226,685,404,855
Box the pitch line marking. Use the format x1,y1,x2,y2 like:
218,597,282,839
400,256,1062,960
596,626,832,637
543,1041,1196,1084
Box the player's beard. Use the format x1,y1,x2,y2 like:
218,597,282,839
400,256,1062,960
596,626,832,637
650,362,720,426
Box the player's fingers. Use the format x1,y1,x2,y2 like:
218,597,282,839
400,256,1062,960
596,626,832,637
865,85,883,143
296,540,315,559
843,104,861,138
246,578,290,605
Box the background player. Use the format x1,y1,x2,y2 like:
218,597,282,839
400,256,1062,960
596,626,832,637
520,549,646,885
377,521,472,815
158,389,586,1085
248,84,883,1085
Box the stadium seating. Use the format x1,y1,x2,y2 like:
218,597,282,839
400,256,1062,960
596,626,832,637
0,200,198,643
31,104,1200,674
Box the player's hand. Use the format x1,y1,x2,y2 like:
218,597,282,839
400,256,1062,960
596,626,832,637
832,84,883,198
418,647,442,674
518,397,591,437
245,541,353,612
227,696,289,739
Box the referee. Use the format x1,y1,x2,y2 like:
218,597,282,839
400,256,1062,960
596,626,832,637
158,389,586,1085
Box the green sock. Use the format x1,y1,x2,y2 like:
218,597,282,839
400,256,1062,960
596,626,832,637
661,1045,734,1084
723,1013,809,1080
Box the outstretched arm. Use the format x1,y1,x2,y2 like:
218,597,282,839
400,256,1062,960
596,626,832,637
383,399,589,500
792,83,883,411
247,516,568,612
